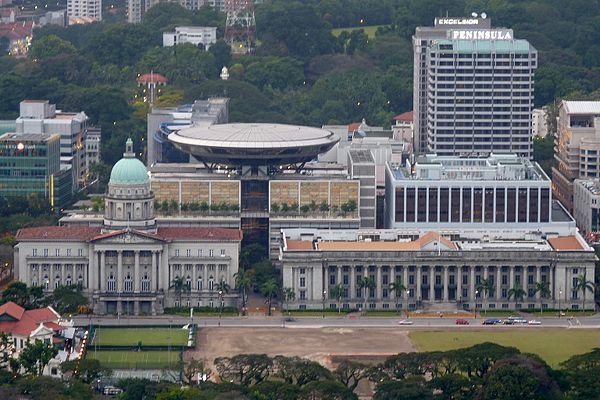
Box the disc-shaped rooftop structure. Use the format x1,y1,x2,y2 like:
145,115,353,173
168,123,340,167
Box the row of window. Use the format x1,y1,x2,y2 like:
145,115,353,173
32,248,84,257
174,249,227,257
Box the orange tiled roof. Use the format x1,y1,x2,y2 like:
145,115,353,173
0,302,63,337
393,111,413,121
548,236,586,251
286,240,314,251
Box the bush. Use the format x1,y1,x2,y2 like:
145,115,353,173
271,202,280,212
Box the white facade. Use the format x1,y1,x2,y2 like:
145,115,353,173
573,179,600,240
280,228,596,311
163,26,218,49
384,154,563,231
16,100,89,188
85,127,101,172
67,0,101,21
532,107,548,137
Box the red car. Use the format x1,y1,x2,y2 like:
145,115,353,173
455,319,470,325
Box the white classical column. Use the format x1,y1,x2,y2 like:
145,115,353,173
337,266,342,288
350,266,356,301
456,266,462,302
161,250,169,292
429,267,435,301
151,251,157,292
536,266,542,300
416,266,422,302
376,266,382,300
88,251,95,290
496,267,502,303
37,265,41,287
509,266,515,292
100,251,106,291
469,267,475,302
134,251,140,292
117,250,123,292
443,266,449,301
61,264,65,285
192,262,198,294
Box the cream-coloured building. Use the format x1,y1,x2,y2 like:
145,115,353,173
14,140,242,315
553,100,600,212
280,228,596,312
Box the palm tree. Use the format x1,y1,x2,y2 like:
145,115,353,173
574,272,596,312
282,287,295,315
170,276,188,306
476,278,495,316
329,284,344,314
234,269,253,315
389,278,407,315
534,281,551,315
508,284,526,309
216,279,230,295
358,276,376,312
261,278,278,316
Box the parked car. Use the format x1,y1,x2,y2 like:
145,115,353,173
398,319,414,325
528,320,542,325
482,318,502,325
503,319,515,325
455,319,470,325
512,318,528,324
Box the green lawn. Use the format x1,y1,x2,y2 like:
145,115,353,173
478,310,521,317
87,350,180,369
410,330,600,367
93,327,189,347
331,25,385,39
287,310,350,316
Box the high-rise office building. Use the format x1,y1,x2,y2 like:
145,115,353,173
413,17,537,158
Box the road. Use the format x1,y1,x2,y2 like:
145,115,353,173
73,314,600,329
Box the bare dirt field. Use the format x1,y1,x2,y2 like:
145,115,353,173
187,327,415,369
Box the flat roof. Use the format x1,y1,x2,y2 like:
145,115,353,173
562,101,600,115
548,236,586,251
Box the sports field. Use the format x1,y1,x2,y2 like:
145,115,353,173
332,25,384,39
87,350,180,369
92,327,188,347
410,329,600,367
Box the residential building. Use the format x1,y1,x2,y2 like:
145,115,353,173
573,179,600,242
85,127,101,173
67,0,101,21
413,17,537,158
0,301,63,353
0,8,15,23
552,100,600,212
279,228,596,311
163,26,218,49
384,154,569,232
392,111,414,153
15,140,243,315
0,133,72,209
147,98,229,166
16,100,89,189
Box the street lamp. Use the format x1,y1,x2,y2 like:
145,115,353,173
218,290,224,326
475,290,479,319
322,290,327,318
405,290,410,318
558,288,562,318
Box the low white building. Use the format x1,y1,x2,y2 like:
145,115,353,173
573,179,600,241
532,107,549,137
163,26,217,49
279,228,597,312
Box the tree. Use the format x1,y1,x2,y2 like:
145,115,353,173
508,284,527,308
252,259,278,291
334,360,369,392
261,278,278,316
251,381,302,400
240,243,267,269
533,281,551,315
61,358,111,383
374,377,433,400
358,276,376,311
453,342,521,379
216,279,230,295
1,281,29,306
234,269,253,315
214,354,272,386
389,277,407,314
329,284,344,314
182,358,210,385
29,35,76,60
282,287,295,314
208,39,232,70
273,356,333,386
170,276,188,306
51,284,89,314
19,339,58,376
477,278,495,316
299,379,358,400
0,332,13,368
574,271,596,311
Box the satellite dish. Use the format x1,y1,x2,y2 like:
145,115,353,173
471,12,478,17
481,12,487,19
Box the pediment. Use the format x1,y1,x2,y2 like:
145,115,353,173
92,230,164,244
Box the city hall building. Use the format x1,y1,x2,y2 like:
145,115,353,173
279,228,596,312
14,140,242,315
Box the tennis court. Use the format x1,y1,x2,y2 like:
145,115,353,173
92,327,189,347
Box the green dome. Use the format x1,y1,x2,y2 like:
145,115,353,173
109,139,149,185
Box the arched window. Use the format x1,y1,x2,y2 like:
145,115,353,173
43,275,49,289
197,277,203,291
107,274,116,292
54,274,60,289
186,276,192,290
124,273,133,292
77,275,84,287
208,276,214,291
65,275,72,286
141,273,150,292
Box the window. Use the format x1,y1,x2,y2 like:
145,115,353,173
107,274,116,292
186,249,191,257
300,268,306,274
78,249,83,257
208,277,214,291
329,275,336,285
141,274,150,292
32,249,37,256
66,249,72,256
220,249,226,256
197,277,203,290
343,275,349,285
124,274,133,292
299,290,306,300
198,249,203,257
175,249,180,257
463,275,468,285
186,276,192,289
55,249,60,257
43,249,48,257
300,277,306,288
209,249,214,257
65,275,72,286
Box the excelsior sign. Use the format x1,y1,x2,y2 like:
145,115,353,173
436,18,480,25
450,29,513,40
